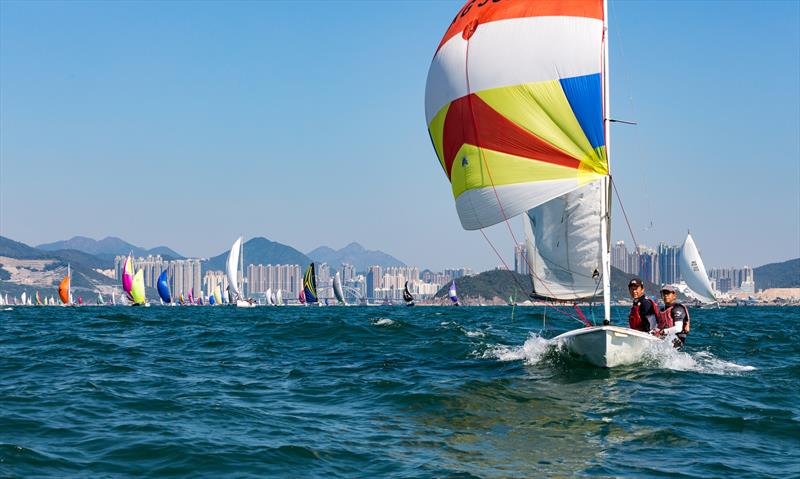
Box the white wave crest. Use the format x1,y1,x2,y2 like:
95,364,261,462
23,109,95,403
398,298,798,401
371,318,395,327
465,330,485,338
644,337,756,375
482,333,553,365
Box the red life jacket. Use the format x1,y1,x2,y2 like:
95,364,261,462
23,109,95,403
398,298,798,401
629,297,660,332
659,303,690,334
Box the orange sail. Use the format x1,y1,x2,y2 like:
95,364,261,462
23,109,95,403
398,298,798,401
58,275,70,304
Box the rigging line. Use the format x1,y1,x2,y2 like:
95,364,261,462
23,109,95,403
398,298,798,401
611,175,646,275
478,228,585,325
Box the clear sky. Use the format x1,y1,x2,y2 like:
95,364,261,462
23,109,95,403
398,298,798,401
1,0,798,271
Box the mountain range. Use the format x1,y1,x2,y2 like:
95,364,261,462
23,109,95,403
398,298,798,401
204,237,310,272
307,242,405,272
754,258,800,290
0,236,116,297
37,236,183,262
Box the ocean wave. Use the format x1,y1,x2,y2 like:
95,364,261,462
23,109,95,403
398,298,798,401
370,318,395,327
480,333,555,365
643,337,756,375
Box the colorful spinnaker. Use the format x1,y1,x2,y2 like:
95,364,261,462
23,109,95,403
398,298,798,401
426,0,612,316
298,289,306,305
122,254,135,301
213,285,222,305
157,270,172,304
303,263,318,303
131,270,146,305
448,280,458,305
35,291,42,306
58,265,71,305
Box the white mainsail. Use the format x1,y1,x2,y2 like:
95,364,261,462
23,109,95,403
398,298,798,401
523,179,605,301
333,271,346,305
226,237,243,301
680,232,716,304
275,289,283,305
266,288,273,306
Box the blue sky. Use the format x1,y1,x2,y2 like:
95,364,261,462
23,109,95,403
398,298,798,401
1,0,798,271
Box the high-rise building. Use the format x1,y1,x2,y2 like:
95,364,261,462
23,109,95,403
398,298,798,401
514,244,529,275
657,242,681,285
366,265,382,299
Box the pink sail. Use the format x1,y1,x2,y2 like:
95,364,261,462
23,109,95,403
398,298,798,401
122,255,134,293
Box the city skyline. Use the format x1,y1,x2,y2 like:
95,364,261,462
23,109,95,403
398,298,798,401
1,1,798,272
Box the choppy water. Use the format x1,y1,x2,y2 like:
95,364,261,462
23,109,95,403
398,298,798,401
1,305,798,478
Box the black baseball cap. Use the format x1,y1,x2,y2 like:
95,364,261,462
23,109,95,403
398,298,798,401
628,278,644,288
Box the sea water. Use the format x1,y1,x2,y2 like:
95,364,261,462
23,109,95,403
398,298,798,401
1,306,797,478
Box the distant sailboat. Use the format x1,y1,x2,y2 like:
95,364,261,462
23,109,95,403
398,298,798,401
77,296,83,306
266,288,274,306
97,293,105,305
157,270,172,304
35,291,42,306
227,236,255,308
122,254,135,302
448,280,459,306
276,289,283,306
298,289,306,305
333,271,346,305
58,265,71,305
213,285,223,306
680,232,717,305
130,270,147,306
403,281,415,307
303,263,318,304
21,291,27,306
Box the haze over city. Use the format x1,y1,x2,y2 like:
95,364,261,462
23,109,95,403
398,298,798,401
1,0,798,271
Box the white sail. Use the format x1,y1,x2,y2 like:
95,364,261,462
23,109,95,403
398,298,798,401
21,292,27,305
266,288,273,306
680,232,716,304
276,289,283,305
0,294,4,306
523,180,605,300
333,272,346,305
226,237,243,300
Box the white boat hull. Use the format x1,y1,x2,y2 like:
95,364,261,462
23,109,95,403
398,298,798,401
235,300,256,308
554,326,659,368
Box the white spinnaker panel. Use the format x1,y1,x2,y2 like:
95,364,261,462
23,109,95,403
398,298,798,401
266,288,273,305
226,237,242,299
680,233,716,304
524,180,604,300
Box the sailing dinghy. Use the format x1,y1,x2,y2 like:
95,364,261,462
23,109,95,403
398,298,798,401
424,0,660,367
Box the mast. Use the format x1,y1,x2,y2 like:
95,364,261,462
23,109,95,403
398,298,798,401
600,0,612,323
239,236,244,298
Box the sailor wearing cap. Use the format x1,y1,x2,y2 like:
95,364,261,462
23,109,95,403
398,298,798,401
657,285,691,347
627,278,660,333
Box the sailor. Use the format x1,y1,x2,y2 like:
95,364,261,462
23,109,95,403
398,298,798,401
657,284,690,347
628,278,659,333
